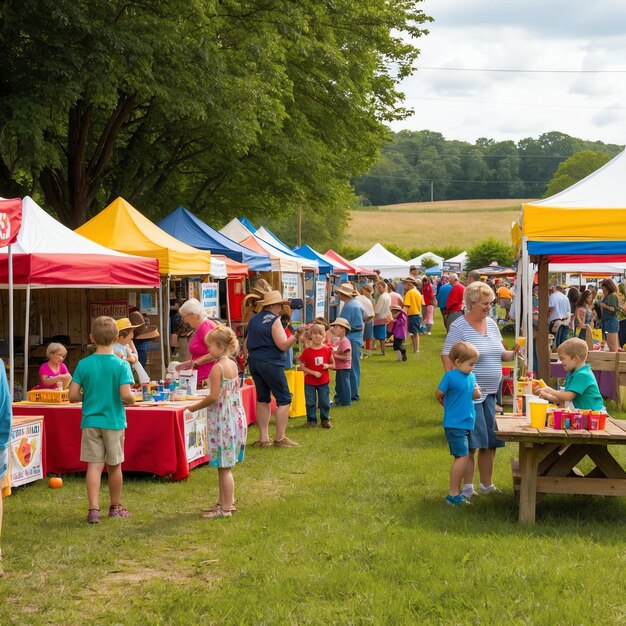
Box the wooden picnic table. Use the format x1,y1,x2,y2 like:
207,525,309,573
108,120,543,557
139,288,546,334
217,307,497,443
495,415,626,524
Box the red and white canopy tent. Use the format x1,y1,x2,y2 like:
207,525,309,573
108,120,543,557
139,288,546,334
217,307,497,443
0,196,160,390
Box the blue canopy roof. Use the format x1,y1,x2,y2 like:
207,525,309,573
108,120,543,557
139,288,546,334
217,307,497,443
238,217,257,233
157,206,272,272
293,244,333,275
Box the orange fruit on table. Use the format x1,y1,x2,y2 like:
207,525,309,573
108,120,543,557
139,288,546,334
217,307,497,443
49,477,63,489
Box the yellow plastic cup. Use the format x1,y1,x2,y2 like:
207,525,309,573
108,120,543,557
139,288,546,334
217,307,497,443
516,337,526,348
528,398,548,428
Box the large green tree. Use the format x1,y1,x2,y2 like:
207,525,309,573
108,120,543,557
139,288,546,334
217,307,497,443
0,0,431,239
543,150,611,198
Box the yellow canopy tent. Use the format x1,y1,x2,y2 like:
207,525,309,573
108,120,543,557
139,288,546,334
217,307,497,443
76,197,214,378
76,197,212,275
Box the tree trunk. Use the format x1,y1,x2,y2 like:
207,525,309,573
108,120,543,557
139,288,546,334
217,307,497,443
39,94,136,229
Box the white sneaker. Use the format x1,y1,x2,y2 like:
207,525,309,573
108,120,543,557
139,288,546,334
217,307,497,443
462,487,479,498
479,483,502,494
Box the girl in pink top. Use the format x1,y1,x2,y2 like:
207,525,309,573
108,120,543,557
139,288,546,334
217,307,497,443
36,342,72,389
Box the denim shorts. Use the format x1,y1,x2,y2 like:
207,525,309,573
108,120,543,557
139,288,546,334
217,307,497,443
373,324,387,340
408,315,422,334
444,428,470,457
603,318,619,334
468,393,505,450
248,358,292,406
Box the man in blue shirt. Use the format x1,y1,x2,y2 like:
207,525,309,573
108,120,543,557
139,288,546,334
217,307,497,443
436,277,452,329
336,283,364,401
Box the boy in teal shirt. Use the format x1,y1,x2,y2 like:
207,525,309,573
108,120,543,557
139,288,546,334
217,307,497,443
537,338,604,411
69,316,135,523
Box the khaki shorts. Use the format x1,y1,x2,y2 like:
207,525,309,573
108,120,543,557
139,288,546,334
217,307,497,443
80,428,125,466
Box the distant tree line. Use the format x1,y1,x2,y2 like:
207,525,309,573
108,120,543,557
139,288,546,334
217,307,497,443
354,130,623,206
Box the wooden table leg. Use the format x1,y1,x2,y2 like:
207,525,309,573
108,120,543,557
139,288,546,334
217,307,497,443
518,442,540,524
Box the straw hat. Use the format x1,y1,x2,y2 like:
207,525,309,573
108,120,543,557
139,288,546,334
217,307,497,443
257,290,289,307
116,317,141,332
129,311,160,340
335,283,356,298
403,277,419,286
330,317,351,330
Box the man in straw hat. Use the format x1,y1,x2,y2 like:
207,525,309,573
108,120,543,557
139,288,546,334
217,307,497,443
128,308,159,368
402,277,422,353
335,283,364,401
245,290,305,447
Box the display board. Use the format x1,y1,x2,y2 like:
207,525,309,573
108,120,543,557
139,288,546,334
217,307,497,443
184,407,208,464
10,415,44,487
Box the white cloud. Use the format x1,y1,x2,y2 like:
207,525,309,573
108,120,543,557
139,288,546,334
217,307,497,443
392,0,626,144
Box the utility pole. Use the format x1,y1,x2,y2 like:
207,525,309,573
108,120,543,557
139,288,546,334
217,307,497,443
430,180,434,203
297,206,302,247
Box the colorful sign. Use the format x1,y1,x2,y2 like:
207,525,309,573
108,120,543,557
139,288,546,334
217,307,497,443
184,408,208,464
89,300,128,326
201,282,220,318
282,273,300,300
0,197,22,247
11,417,44,487
315,280,326,318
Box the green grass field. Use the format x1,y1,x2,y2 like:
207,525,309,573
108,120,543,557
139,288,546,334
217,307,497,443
3,324,626,624
347,199,531,251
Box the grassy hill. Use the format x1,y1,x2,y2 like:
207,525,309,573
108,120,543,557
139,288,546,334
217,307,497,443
347,199,533,251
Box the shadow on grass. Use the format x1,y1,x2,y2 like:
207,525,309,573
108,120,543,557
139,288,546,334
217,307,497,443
404,489,626,541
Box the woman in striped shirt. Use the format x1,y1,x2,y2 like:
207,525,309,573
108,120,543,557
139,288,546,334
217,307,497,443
442,282,520,499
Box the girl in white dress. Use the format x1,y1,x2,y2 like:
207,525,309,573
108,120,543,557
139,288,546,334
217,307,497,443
188,327,247,519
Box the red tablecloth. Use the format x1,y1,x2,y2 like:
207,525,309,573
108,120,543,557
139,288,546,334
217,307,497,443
12,386,260,480
12,404,199,480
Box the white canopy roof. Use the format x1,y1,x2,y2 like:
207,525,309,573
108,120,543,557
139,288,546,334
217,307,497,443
255,226,318,270
444,251,468,269
351,243,410,279
407,251,444,266
219,218,254,243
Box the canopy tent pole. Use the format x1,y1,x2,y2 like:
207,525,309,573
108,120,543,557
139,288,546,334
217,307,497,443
165,274,171,367
159,279,166,380
8,244,14,398
513,253,523,408
22,285,31,393
522,237,533,379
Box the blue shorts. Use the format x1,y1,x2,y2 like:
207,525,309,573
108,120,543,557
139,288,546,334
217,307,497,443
603,318,619,334
444,428,470,457
468,393,505,449
408,315,422,334
373,324,387,340
248,358,292,406
363,320,374,340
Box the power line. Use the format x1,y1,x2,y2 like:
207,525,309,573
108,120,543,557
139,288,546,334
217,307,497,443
357,173,548,184
407,96,626,111
416,66,626,74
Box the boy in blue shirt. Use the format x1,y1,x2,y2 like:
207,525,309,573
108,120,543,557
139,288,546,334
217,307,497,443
436,341,482,506
69,316,135,523
537,338,604,411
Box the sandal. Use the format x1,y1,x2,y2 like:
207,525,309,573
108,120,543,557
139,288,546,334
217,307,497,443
251,440,271,447
87,508,101,524
203,501,237,514
108,504,131,518
273,437,299,448
201,505,232,520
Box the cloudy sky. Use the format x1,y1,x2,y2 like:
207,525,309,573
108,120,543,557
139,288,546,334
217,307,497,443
391,0,626,145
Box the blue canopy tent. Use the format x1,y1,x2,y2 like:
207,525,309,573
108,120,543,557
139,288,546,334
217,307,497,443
157,206,271,272
238,216,257,233
425,265,442,276
292,244,333,275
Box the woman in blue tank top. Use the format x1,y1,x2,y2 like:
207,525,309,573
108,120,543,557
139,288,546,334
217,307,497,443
245,290,304,448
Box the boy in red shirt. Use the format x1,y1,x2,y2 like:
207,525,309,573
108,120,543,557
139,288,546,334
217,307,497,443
298,323,335,429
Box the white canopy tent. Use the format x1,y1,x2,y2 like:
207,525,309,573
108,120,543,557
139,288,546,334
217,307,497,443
407,251,444,267
351,243,410,279
444,251,468,270
219,218,254,243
